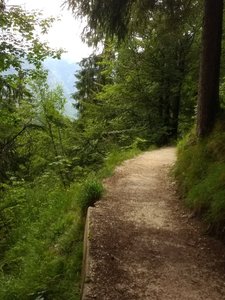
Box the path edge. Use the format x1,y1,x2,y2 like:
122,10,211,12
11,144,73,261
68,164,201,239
80,207,92,300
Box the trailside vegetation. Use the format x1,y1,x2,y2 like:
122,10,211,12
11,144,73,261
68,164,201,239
175,2,225,232
0,5,144,298
2,0,225,299
174,120,225,233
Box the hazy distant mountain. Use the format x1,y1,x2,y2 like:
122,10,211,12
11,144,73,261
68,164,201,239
43,58,79,118
2,58,78,118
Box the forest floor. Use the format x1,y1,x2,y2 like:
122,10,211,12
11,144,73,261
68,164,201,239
82,147,225,300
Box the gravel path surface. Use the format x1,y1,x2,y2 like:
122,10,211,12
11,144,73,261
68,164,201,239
82,147,225,300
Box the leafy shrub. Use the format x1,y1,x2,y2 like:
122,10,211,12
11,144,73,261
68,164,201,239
131,137,148,151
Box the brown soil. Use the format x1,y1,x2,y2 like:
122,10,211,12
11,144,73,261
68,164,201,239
82,147,225,300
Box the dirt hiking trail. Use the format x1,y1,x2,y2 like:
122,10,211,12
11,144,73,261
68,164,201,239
82,147,225,300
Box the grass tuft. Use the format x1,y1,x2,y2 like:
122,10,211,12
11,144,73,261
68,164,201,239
78,179,104,215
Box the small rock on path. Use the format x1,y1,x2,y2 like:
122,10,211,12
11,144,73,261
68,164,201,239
82,147,225,300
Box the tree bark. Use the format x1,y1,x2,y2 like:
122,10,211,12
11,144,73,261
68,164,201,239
197,0,224,138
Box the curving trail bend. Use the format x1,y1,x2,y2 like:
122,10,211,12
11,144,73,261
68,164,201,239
82,147,225,300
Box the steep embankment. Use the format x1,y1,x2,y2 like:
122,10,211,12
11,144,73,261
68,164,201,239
82,148,225,300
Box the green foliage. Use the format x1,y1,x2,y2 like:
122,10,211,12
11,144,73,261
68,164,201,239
0,3,62,101
0,180,83,299
67,0,199,43
0,143,143,299
73,2,201,146
0,4,62,68
0,3,65,184
0,0,209,298
78,179,104,215
174,121,225,231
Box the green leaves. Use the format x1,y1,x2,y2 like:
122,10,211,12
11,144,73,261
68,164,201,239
0,4,62,72
0,3,64,114
67,0,199,44
0,2,69,185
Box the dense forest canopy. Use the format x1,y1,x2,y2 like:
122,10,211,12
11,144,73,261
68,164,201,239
68,0,203,143
68,0,224,138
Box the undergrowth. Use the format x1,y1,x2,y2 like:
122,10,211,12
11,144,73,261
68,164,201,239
174,122,225,232
0,181,95,300
0,143,145,299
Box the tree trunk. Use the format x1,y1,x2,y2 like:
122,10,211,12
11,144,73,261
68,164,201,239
197,0,224,138
170,86,181,140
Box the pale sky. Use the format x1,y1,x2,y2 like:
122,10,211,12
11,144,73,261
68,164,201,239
6,0,94,63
